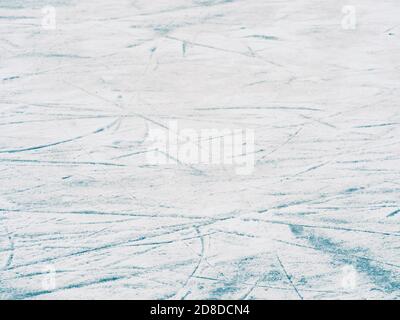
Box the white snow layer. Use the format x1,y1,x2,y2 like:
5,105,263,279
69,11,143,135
0,0,399,299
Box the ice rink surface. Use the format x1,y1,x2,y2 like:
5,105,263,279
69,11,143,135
0,0,399,299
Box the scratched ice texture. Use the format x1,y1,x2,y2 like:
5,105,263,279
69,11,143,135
0,0,400,300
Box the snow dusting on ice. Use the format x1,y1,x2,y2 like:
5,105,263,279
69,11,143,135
0,0,399,299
